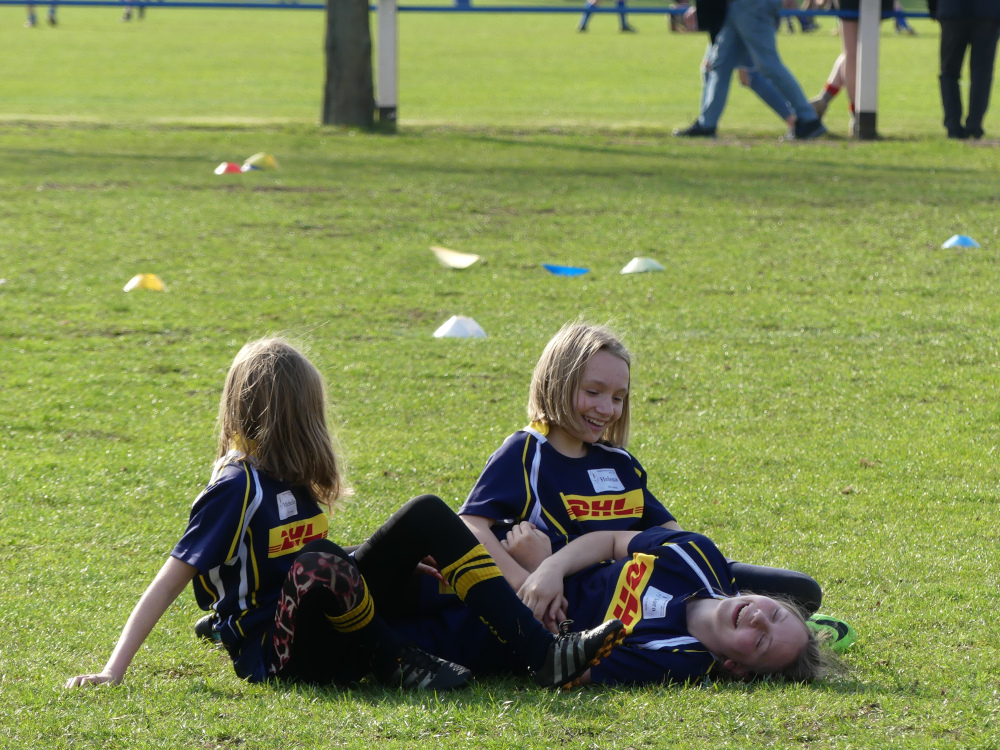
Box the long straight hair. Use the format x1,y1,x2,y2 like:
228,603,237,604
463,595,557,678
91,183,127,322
216,337,346,510
527,322,632,448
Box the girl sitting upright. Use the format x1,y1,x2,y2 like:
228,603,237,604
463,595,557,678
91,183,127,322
460,322,825,615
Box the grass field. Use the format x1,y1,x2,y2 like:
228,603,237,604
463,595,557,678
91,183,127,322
2,4,1000,749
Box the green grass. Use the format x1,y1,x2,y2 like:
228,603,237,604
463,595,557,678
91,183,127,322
2,6,1000,749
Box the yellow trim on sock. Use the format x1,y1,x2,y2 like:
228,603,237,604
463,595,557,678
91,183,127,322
325,587,375,633
440,545,504,600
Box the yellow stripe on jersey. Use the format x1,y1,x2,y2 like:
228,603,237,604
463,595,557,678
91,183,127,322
540,505,570,542
267,514,330,558
326,587,375,633
225,463,253,562
247,526,259,608
687,541,725,593
440,545,504,599
603,552,656,634
519,435,533,521
196,574,219,605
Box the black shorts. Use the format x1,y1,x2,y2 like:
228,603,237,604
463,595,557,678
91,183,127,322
834,0,894,14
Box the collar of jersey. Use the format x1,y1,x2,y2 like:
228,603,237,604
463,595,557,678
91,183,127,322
525,421,549,438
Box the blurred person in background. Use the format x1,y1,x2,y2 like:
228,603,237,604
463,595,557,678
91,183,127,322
578,0,637,32
25,2,56,27
929,0,1000,138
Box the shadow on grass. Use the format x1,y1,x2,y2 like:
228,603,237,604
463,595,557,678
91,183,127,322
224,662,933,709
1,123,995,210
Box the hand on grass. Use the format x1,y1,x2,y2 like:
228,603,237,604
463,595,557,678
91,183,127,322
65,670,121,689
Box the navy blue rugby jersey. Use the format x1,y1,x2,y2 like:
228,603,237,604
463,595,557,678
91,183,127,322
172,452,329,681
459,426,674,550
392,528,736,686
565,527,737,686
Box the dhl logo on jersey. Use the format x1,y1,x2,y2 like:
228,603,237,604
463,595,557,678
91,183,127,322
562,488,644,522
268,514,329,557
603,553,655,633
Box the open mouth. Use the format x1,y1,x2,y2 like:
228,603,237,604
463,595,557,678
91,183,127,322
733,602,751,628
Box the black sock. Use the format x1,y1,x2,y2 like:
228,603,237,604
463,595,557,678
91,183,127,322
324,582,407,679
356,495,554,669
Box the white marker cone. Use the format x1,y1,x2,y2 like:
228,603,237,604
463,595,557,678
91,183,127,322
431,246,480,269
621,257,665,274
433,315,487,338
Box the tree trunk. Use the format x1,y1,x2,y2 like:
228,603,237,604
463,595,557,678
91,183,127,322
322,0,375,127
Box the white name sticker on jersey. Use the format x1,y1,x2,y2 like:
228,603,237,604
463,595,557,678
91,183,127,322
588,468,625,493
277,490,298,521
642,586,673,620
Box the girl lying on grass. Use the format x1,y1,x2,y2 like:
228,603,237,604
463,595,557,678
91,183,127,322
389,523,826,685
66,338,622,691
459,322,826,618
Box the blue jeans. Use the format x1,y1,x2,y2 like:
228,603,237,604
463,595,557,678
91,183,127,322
700,42,794,123
698,0,816,129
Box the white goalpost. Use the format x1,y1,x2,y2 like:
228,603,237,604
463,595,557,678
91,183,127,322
855,0,882,139
377,0,398,125
373,2,884,138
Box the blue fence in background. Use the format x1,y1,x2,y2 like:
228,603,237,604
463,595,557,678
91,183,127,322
0,0,931,17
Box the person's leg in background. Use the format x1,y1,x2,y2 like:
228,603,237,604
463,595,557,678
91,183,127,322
963,20,1000,138
939,18,973,138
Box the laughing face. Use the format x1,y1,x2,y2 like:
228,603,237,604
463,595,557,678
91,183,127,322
695,595,810,679
546,349,630,458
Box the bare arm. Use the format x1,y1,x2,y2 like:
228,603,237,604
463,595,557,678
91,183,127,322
65,556,198,688
662,520,683,531
518,530,638,626
461,514,532,590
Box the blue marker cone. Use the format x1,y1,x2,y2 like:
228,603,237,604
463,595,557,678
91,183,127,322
543,264,589,277
942,234,980,249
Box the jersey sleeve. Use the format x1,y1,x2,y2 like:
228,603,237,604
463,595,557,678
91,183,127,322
627,528,736,598
459,433,533,522
172,464,255,574
629,455,675,528
587,641,715,686
626,526,687,556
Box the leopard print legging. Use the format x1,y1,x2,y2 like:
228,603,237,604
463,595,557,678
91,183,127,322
267,543,366,677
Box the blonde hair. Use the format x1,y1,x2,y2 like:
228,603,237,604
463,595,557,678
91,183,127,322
721,594,834,684
217,337,346,510
527,322,631,448
771,599,827,683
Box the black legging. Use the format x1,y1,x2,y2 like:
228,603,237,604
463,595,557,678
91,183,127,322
730,561,822,615
271,495,555,682
354,495,554,668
